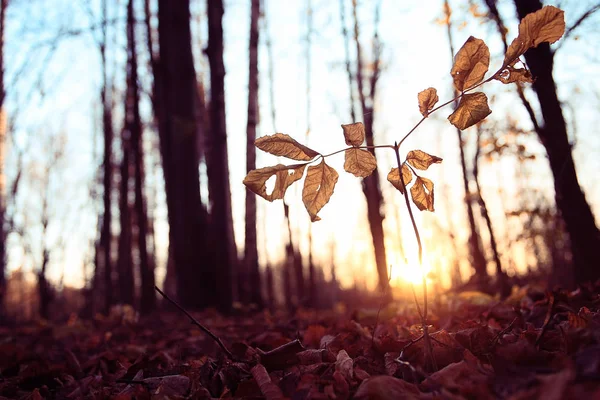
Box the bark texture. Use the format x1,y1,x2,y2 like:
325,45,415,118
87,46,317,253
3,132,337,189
244,0,262,307
514,0,600,284
206,0,235,311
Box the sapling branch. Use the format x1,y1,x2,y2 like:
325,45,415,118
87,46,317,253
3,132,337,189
393,142,437,371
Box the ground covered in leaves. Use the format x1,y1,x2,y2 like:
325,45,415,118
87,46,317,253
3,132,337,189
1,283,600,399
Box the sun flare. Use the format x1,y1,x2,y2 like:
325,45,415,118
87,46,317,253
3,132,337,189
390,262,430,286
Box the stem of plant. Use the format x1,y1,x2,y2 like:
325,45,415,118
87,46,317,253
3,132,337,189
393,142,437,371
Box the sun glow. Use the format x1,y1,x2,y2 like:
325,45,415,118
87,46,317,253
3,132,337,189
390,261,431,286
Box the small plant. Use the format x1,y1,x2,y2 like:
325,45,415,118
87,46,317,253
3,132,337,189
244,6,565,369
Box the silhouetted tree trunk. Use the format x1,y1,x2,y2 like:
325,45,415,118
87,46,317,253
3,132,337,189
99,0,114,314
0,0,6,318
443,0,488,282
513,0,600,285
305,0,316,308
117,127,133,305
156,0,213,309
244,0,262,308
283,202,296,311
474,127,508,296
206,0,235,311
127,0,154,314
350,0,389,292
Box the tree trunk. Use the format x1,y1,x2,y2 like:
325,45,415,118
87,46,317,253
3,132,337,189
442,0,488,281
474,127,508,296
127,0,154,313
117,130,133,305
100,0,114,314
513,0,600,285
156,0,213,309
206,0,235,312
0,0,6,319
244,0,262,308
350,0,389,292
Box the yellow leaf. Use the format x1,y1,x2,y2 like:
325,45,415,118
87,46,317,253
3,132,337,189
341,122,365,147
406,150,442,171
448,92,491,130
451,36,490,92
417,88,439,117
255,133,319,161
503,6,565,67
410,176,435,212
344,148,377,178
302,160,339,222
243,163,306,201
387,165,412,194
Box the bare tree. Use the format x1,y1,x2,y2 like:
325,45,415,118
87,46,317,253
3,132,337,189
206,0,235,311
99,0,115,313
244,0,262,308
347,0,389,292
473,125,508,295
154,0,214,309
484,0,600,285
126,0,154,313
0,0,6,318
443,0,488,283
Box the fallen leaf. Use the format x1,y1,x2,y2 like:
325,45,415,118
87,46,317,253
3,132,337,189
335,349,354,381
251,364,285,400
355,375,421,400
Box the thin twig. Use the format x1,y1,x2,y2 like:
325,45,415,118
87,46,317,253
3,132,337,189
535,291,555,347
490,316,518,350
154,286,236,361
393,143,437,371
372,264,393,349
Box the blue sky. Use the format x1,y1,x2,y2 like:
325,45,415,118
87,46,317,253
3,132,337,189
4,0,600,290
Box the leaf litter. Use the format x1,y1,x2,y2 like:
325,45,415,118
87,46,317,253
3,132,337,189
1,283,600,399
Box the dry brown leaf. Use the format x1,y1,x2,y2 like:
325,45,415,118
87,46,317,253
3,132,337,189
354,376,421,400
406,150,443,171
387,165,413,194
255,133,319,161
448,92,491,130
418,88,439,117
335,349,354,381
451,36,490,92
251,364,285,400
302,160,339,222
243,163,306,201
495,62,533,84
341,122,365,147
344,148,377,178
410,176,435,212
503,6,565,67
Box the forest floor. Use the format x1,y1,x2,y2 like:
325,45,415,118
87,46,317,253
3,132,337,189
1,282,600,399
